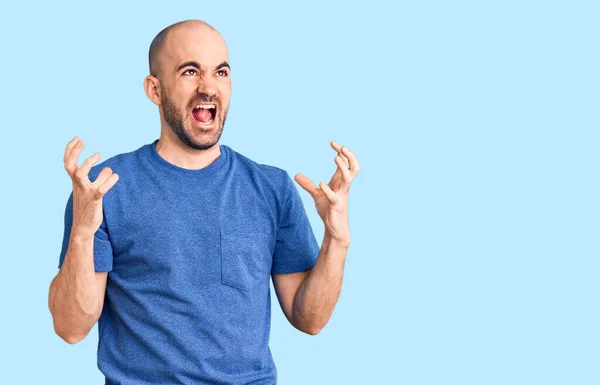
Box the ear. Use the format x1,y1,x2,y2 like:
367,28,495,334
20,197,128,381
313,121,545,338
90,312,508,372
143,75,162,106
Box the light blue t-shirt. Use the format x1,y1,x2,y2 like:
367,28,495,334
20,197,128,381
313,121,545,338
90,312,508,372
57,139,320,384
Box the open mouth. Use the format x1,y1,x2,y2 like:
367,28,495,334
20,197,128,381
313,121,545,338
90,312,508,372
192,104,217,125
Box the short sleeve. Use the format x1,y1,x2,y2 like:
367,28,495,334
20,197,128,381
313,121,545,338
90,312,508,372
57,191,114,272
271,172,320,274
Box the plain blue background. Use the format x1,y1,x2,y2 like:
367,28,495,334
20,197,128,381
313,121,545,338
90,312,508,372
0,0,598,384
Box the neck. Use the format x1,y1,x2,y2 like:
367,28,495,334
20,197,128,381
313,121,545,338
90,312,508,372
155,130,221,171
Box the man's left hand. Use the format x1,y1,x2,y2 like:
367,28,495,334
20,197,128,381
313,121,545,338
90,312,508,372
294,141,360,247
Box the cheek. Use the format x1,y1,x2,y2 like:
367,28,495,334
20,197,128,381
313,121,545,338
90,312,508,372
221,86,232,101
218,91,231,109
220,83,231,95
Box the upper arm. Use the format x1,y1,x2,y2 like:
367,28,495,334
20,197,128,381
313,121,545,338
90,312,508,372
270,171,320,327
270,171,320,275
271,270,311,327
58,191,115,271
54,190,113,328
94,271,108,320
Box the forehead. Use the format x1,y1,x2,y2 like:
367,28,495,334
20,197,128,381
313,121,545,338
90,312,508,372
162,26,229,71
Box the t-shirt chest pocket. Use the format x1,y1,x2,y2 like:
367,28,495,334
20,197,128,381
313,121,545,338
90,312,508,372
220,229,273,292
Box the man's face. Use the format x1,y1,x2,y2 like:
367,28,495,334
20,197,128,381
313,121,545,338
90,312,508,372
157,25,232,150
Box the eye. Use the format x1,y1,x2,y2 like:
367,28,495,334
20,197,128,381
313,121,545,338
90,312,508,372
217,70,229,77
183,69,198,76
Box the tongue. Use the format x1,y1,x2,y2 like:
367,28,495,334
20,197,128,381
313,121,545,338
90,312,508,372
194,108,213,123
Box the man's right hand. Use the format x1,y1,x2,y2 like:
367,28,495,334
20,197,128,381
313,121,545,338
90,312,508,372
63,136,119,240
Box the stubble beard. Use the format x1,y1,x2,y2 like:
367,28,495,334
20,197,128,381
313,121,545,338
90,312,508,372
160,85,228,151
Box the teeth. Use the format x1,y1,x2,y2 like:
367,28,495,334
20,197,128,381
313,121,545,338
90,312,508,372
194,104,215,110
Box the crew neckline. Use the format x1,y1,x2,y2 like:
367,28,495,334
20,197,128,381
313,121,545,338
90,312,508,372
145,138,228,178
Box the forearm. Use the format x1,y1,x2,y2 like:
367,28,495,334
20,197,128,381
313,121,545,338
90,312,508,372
292,233,349,335
49,233,100,342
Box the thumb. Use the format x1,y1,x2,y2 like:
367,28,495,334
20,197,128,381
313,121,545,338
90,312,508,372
294,173,320,198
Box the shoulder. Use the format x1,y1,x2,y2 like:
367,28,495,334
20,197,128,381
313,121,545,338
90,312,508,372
224,145,296,206
85,144,147,210
87,144,145,182
225,144,292,187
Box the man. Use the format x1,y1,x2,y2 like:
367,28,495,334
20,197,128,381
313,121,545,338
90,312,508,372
48,19,359,384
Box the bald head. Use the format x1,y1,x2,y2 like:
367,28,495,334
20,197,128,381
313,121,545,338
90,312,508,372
148,19,219,79
143,19,231,151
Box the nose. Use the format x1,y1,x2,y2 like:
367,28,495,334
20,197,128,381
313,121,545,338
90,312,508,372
197,77,217,100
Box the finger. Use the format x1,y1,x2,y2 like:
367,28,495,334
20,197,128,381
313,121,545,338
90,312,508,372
339,145,360,176
330,140,350,165
66,138,84,163
319,182,340,205
97,173,120,196
294,173,320,199
335,154,352,190
74,151,100,186
63,136,79,162
327,166,343,187
92,166,114,188
64,139,85,178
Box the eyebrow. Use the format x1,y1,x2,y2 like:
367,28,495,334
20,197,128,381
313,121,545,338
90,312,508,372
176,61,231,73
